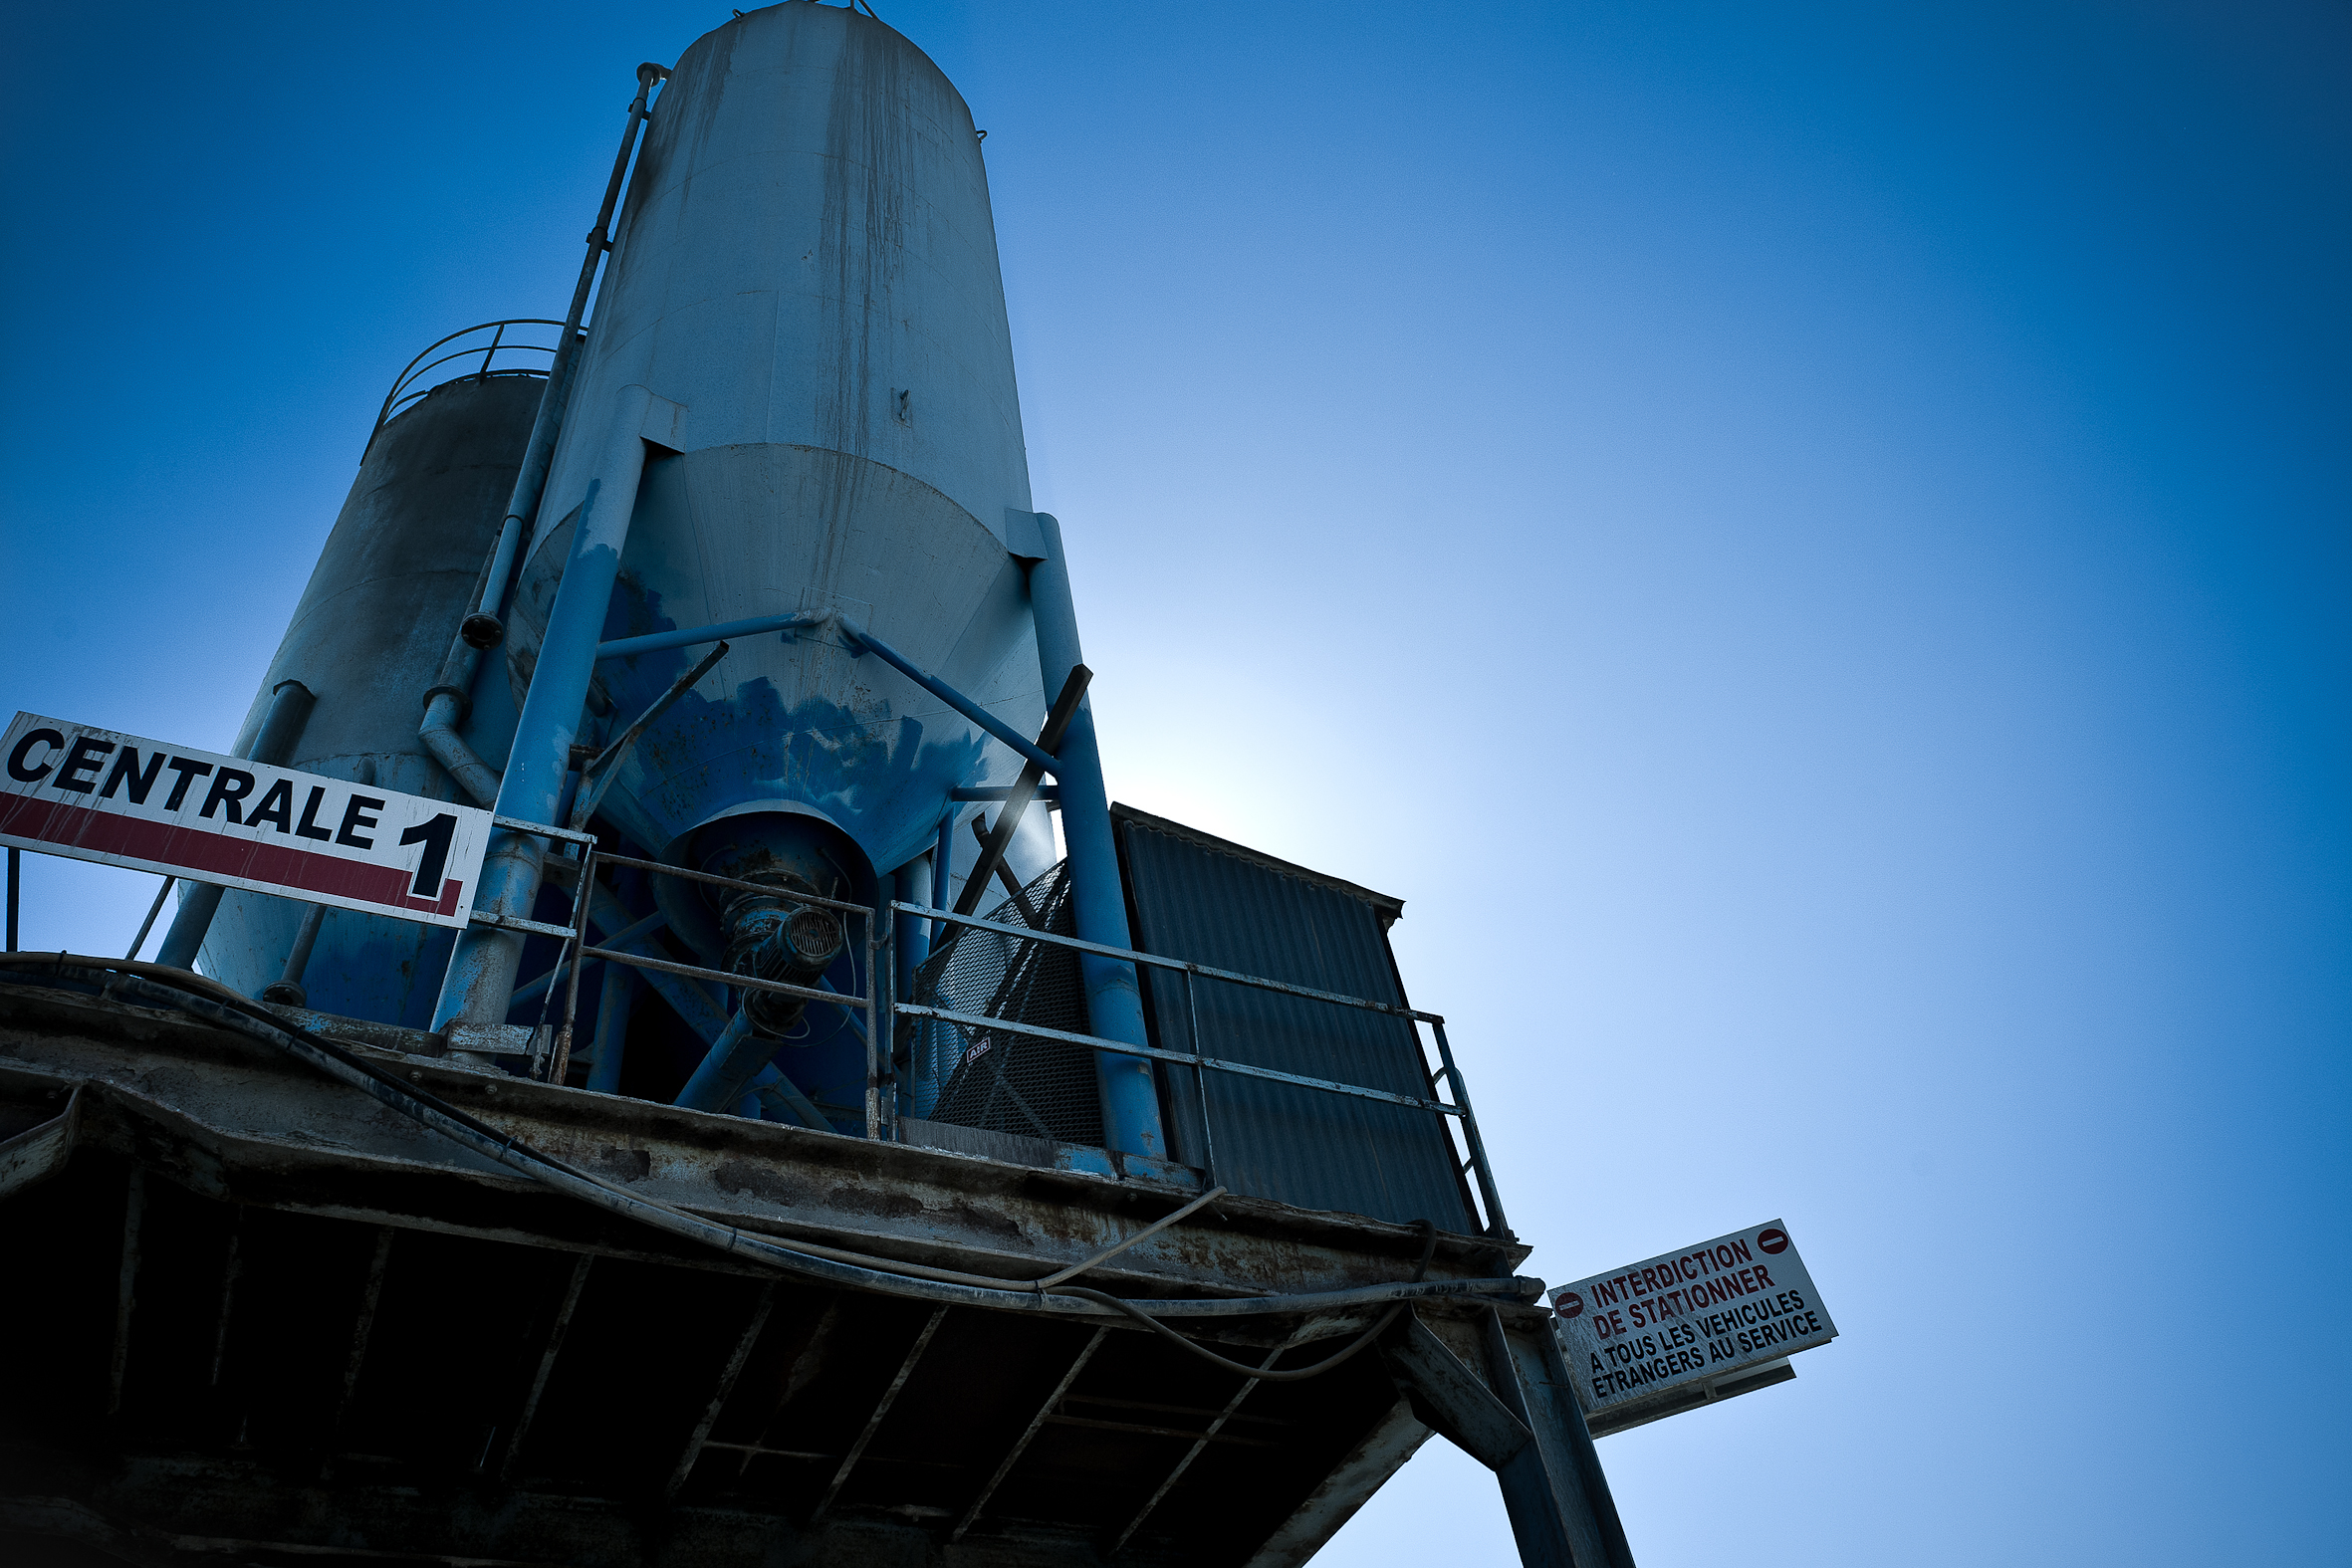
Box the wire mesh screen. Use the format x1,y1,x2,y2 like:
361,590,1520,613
916,861,1103,1147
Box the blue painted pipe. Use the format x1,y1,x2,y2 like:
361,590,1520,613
594,611,816,662
433,388,658,1045
894,857,934,1119
583,963,639,1095
1024,513,1166,1160
507,907,665,1007
676,1008,763,1111
842,624,1060,776
748,1060,828,1129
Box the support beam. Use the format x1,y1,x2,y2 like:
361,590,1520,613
1022,512,1166,1159
952,1327,1106,1542
1110,1336,1293,1554
108,1166,145,1416
500,1254,593,1479
1242,1399,1434,1568
154,680,315,971
665,1279,779,1501
813,1307,948,1523
335,1229,396,1434
208,1220,241,1388
433,385,661,1047
1479,1308,1637,1568
1380,1311,1532,1469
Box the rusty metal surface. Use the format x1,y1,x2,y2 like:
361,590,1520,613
0,972,1574,1568
0,984,1527,1305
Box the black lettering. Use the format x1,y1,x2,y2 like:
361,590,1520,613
294,785,335,842
200,770,255,822
1752,1263,1775,1288
337,793,383,849
55,736,114,792
398,812,458,897
245,779,295,832
99,747,167,804
163,757,213,810
7,728,65,783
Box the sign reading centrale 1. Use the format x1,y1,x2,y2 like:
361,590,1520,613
1549,1220,1836,1438
0,713,493,929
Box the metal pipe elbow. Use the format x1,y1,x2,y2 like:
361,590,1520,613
419,689,502,808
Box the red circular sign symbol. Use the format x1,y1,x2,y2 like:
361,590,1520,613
1554,1290,1584,1319
1757,1228,1789,1254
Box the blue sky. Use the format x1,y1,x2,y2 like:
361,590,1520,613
3,3,2345,1563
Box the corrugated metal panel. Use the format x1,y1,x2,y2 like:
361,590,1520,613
1111,805,1474,1232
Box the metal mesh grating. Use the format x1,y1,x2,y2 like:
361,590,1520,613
916,861,1102,1146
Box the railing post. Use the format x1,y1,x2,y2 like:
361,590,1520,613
867,889,891,1141
1431,1019,1511,1239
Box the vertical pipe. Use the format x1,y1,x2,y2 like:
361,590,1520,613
468,65,668,643
262,903,328,1007
155,680,317,971
868,890,891,1140
584,964,639,1095
895,856,935,1118
260,758,369,1008
932,807,957,935
5,847,17,952
432,388,657,1048
1025,514,1165,1160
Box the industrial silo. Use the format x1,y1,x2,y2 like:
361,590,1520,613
440,4,1155,1149
162,344,546,1026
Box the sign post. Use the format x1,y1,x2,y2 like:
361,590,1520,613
1550,1220,1836,1437
0,713,493,930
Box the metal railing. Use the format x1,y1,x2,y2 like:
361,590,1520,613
886,899,1511,1238
368,320,570,452
488,828,894,1138
492,839,1508,1236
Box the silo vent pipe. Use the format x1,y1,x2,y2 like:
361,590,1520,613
466,61,669,649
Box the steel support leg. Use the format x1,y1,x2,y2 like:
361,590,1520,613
433,387,657,1051
155,680,316,971
1022,512,1165,1159
1480,1309,1636,1568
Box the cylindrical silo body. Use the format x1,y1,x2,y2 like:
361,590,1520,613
197,373,541,1022
503,3,1055,968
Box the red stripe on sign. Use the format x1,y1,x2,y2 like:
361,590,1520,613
0,793,461,917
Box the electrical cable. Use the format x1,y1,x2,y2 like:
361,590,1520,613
1044,1220,1439,1383
0,955,1537,1334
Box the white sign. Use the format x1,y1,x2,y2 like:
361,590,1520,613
1550,1220,1836,1426
0,712,493,929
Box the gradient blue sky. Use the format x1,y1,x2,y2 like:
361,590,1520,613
3,3,2345,1562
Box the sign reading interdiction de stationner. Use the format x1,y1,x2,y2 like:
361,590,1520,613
0,713,492,929
1549,1220,1836,1428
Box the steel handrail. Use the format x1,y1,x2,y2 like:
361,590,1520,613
890,899,1439,1023
367,319,568,450
896,897,1512,1236
896,1002,1463,1116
